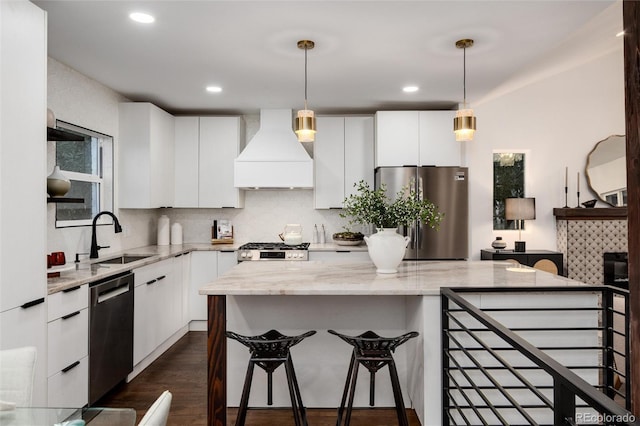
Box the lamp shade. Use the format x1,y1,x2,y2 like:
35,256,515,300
505,198,536,220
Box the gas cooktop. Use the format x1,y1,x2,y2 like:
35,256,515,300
237,242,310,261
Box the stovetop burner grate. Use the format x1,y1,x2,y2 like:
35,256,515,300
239,242,310,251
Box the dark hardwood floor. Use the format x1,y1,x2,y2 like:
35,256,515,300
97,331,421,425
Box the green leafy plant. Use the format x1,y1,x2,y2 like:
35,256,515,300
340,180,443,230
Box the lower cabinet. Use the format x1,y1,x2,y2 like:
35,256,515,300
133,258,180,365
0,299,48,406
46,284,89,408
189,250,237,322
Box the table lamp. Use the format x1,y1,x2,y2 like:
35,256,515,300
505,197,536,252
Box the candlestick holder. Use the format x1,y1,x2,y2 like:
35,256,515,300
564,186,568,208
576,191,581,208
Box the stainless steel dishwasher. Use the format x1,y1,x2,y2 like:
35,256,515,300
89,271,134,405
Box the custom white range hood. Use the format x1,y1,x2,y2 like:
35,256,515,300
234,109,313,189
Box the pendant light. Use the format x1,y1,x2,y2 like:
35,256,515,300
453,38,477,142
295,40,316,143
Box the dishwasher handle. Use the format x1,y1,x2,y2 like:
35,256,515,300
90,272,134,307
97,283,130,304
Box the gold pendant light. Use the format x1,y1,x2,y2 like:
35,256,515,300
453,39,477,142
295,40,316,143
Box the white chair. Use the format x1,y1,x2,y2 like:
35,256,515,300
138,390,172,426
0,346,37,407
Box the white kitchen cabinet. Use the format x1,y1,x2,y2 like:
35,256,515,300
174,117,200,207
217,250,238,276
189,251,237,323
189,252,218,321
0,300,48,406
0,2,47,407
133,258,178,365
308,250,371,262
375,111,420,167
47,285,88,408
176,252,191,326
418,111,460,166
0,0,47,314
119,102,175,208
174,116,245,208
375,111,460,167
315,116,374,208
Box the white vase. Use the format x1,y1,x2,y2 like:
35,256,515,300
47,165,71,197
364,228,410,274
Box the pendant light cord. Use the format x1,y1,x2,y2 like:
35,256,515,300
463,46,467,109
304,45,309,110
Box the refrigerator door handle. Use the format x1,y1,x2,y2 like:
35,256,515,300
418,177,424,201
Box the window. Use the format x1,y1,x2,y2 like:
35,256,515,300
54,121,113,228
493,151,526,230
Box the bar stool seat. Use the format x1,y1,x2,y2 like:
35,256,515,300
328,329,419,426
226,329,316,426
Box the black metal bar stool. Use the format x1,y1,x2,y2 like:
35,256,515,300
328,329,419,426
226,329,316,426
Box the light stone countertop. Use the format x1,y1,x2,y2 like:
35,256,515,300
47,243,239,294
46,242,364,294
199,260,591,296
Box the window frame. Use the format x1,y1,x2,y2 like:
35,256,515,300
54,121,114,228
492,149,530,231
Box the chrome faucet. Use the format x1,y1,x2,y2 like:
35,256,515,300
90,211,123,259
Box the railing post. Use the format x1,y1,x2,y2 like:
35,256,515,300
603,288,616,399
441,293,451,426
554,379,576,426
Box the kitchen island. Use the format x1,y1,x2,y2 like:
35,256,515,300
199,260,594,426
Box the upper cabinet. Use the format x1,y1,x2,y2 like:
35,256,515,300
315,116,374,209
174,116,244,208
119,102,175,208
375,111,461,167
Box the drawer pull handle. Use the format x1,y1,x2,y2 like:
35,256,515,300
61,361,80,373
336,250,351,253
156,275,166,281
174,254,183,258
146,279,157,285
21,297,45,309
61,311,81,320
62,286,81,293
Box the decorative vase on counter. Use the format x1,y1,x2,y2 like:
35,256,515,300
364,228,410,274
47,165,71,197
491,236,507,250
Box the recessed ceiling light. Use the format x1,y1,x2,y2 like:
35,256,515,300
403,86,419,93
129,12,155,24
616,31,625,38
206,86,222,93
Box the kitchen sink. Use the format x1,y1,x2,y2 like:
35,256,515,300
98,254,154,264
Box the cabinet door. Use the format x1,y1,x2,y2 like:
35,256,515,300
344,116,374,197
189,252,218,321
0,301,48,406
308,251,371,262
419,111,460,166
119,102,175,208
0,0,47,313
217,251,237,277
199,117,243,208
375,111,419,167
315,117,345,208
47,356,88,408
174,117,200,208
133,282,157,365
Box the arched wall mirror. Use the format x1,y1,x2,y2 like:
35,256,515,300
585,134,626,206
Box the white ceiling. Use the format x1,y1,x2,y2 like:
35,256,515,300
34,0,621,115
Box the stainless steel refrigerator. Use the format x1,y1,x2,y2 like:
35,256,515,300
375,166,469,260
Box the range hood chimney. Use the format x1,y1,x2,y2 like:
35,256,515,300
234,109,313,189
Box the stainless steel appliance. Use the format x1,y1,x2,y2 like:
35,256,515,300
237,242,310,261
375,166,469,260
89,271,134,405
